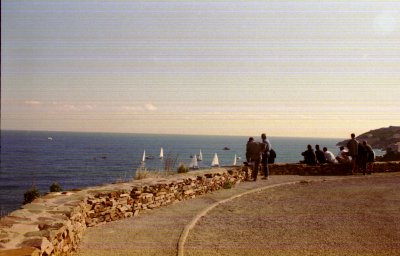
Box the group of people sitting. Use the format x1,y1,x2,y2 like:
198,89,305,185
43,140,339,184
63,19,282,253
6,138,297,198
300,133,375,175
301,144,338,165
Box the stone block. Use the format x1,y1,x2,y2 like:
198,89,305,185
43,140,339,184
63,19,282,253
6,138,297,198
183,189,194,195
124,212,133,218
17,237,42,249
40,237,54,255
0,247,40,256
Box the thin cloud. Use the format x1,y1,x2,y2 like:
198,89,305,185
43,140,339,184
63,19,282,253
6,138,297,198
63,104,78,111
121,106,142,111
83,105,95,110
24,100,41,105
145,103,157,111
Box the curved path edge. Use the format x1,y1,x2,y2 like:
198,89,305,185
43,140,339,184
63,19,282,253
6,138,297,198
176,176,355,256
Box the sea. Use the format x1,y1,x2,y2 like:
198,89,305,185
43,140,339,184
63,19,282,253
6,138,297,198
1,130,343,215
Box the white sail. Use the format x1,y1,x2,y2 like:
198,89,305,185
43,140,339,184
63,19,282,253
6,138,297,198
233,154,237,166
211,153,219,167
160,147,164,159
190,154,199,169
198,150,203,161
141,150,146,163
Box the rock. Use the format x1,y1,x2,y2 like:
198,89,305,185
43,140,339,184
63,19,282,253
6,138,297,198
40,238,54,255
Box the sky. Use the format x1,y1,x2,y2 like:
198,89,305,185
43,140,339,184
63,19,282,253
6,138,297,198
1,1,399,138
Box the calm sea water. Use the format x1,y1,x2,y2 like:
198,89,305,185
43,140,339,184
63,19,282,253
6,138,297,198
0,130,341,215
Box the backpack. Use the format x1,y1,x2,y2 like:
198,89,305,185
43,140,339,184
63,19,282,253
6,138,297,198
269,149,276,158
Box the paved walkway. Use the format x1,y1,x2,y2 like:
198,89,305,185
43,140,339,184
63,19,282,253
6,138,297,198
76,175,349,256
77,173,400,256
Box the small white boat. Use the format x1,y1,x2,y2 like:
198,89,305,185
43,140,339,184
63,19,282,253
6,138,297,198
211,153,220,167
47,137,53,141
159,147,164,159
189,154,199,169
197,150,203,161
141,150,146,163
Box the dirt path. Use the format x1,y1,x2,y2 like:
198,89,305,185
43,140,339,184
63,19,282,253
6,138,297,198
76,173,400,256
185,173,400,256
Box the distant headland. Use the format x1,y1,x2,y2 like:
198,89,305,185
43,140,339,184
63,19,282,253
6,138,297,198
337,126,400,160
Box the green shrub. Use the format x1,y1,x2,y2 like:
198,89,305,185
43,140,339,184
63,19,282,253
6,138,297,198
23,186,40,204
177,164,188,173
49,182,62,192
223,180,235,189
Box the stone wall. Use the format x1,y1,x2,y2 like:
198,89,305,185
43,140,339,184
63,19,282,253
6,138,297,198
1,162,399,256
0,168,244,256
267,161,400,176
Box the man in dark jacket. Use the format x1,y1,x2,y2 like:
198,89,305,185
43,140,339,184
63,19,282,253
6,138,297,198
347,133,359,174
247,140,262,181
315,144,326,164
301,144,317,165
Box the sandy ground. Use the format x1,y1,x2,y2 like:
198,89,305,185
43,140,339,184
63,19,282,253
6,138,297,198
76,173,400,256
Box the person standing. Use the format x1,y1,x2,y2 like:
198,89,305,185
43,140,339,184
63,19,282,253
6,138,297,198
347,133,359,174
364,141,375,175
358,141,368,175
315,145,326,164
260,133,271,180
245,137,254,163
247,138,262,181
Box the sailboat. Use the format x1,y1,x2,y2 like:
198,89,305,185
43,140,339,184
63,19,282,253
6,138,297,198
189,154,199,169
233,154,237,166
141,150,146,163
197,150,203,161
159,147,164,159
211,153,220,167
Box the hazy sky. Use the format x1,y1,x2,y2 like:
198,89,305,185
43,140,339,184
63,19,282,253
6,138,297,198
2,1,399,138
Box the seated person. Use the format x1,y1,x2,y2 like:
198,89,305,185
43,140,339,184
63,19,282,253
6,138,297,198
336,146,351,163
315,145,326,164
323,147,338,164
301,144,317,165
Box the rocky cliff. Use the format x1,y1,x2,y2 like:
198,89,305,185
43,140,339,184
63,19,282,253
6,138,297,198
337,126,400,150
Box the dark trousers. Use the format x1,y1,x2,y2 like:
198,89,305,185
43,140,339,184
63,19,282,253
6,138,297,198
251,159,260,180
262,158,269,177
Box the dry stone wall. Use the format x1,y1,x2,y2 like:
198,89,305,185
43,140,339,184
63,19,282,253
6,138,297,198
1,162,399,256
0,168,244,256
268,161,400,175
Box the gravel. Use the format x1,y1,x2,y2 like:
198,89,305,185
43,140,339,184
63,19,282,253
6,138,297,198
77,173,400,256
185,174,400,256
